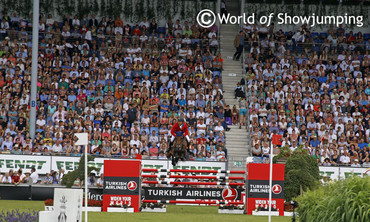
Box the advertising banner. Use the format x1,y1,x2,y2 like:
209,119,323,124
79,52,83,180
246,163,285,216
143,187,243,200
103,160,141,212
2,154,367,180
0,155,226,175
0,155,51,174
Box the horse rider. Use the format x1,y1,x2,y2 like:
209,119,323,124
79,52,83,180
167,117,190,153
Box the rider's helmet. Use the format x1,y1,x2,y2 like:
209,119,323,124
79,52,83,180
178,117,184,123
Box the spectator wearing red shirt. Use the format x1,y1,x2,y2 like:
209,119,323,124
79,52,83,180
197,133,207,144
132,26,141,36
149,142,159,159
12,171,21,185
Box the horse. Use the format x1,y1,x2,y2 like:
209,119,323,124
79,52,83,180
166,135,187,166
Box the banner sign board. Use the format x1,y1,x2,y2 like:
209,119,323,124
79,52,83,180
0,155,226,175
246,163,285,216
143,187,244,200
0,155,51,173
103,160,141,212
247,180,284,199
1,155,368,179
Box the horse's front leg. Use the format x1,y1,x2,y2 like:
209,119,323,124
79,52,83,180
171,154,176,166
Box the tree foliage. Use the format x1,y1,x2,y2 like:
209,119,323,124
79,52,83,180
61,155,100,188
297,176,370,222
284,149,320,201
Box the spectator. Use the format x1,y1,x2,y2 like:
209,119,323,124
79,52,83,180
1,172,12,184
97,174,104,188
30,167,39,184
233,31,245,61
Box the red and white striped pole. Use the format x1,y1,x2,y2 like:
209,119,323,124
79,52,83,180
142,181,244,186
142,200,244,205
142,174,245,180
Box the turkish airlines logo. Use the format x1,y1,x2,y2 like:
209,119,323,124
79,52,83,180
222,187,238,200
127,181,137,191
272,184,282,195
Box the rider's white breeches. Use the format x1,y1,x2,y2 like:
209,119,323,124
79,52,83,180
185,135,190,142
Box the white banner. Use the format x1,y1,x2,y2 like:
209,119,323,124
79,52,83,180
51,156,105,174
0,155,226,175
0,155,51,174
338,167,369,179
319,166,370,180
2,155,370,179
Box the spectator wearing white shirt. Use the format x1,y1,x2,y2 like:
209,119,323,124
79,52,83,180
52,141,63,153
97,174,104,188
350,159,361,167
30,168,39,184
1,172,12,184
339,151,351,165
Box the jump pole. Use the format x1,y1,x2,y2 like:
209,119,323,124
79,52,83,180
142,200,244,205
142,174,245,180
142,181,244,186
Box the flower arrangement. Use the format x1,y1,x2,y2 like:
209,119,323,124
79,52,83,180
44,199,53,206
284,201,294,212
83,199,103,207
0,209,38,222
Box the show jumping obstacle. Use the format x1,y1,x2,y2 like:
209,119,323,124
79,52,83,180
103,160,285,215
141,168,246,207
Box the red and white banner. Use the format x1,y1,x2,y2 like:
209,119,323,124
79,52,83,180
103,160,141,212
246,163,285,216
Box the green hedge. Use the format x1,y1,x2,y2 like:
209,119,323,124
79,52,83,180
297,176,370,222
284,150,320,201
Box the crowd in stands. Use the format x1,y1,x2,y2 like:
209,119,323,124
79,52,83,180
236,22,370,167
0,12,229,162
0,167,42,185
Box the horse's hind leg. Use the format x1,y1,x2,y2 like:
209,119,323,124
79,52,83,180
181,151,186,161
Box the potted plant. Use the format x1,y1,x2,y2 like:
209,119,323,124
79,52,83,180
44,199,54,211
218,205,244,214
141,203,167,213
107,203,134,213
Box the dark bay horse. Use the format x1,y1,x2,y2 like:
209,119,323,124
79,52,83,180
166,136,187,166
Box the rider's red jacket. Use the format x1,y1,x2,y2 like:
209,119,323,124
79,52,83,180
171,122,189,137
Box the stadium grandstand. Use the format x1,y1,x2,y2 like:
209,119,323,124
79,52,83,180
0,0,369,187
